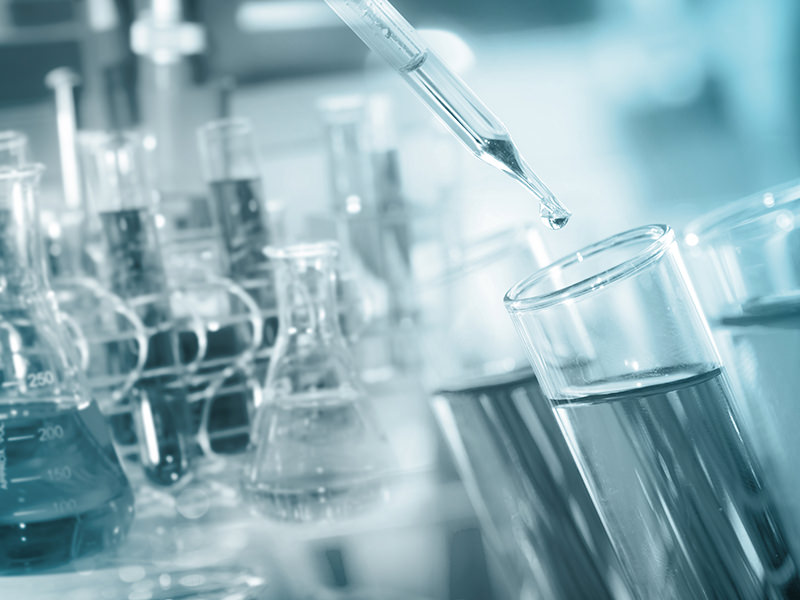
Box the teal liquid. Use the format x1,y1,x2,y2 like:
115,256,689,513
0,401,134,573
100,208,194,487
553,366,799,599
714,297,800,568
434,370,620,600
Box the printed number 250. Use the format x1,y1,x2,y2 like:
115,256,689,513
27,371,55,389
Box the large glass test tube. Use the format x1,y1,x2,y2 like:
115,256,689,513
685,182,800,570
424,226,625,600
505,225,800,599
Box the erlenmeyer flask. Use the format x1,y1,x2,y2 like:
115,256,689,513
0,164,134,573
243,242,393,522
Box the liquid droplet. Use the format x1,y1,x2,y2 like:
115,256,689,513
540,205,571,230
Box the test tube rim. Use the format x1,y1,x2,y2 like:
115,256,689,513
197,116,253,140
504,224,673,313
76,129,142,151
684,179,800,247
0,130,28,152
264,240,340,261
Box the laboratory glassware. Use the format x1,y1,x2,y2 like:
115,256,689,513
243,242,394,522
79,130,198,488
321,0,570,230
505,224,800,599
424,225,624,600
196,117,279,454
196,117,272,280
318,96,401,379
0,130,28,166
196,117,279,371
685,181,800,565
0,164,134,573
44,67,82,212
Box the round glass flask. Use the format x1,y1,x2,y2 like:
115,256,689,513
243,241,393,522
0,165,134,573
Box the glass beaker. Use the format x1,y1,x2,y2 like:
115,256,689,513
423,225,625,600
685,182,800,568
242,242,394,522
0,164,134,573
504,225,800,599
79,130,197,488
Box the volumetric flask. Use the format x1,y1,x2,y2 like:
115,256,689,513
0,165,134,573
685,182,800,570
505,225,800,599
79,130,197,488
424,226,624,600
242,242,394,522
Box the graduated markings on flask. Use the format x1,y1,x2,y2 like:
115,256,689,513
0,422,6,490
0,391,78,518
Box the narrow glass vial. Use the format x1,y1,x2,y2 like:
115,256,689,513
243,242,393,522
79,131,193,487
0,165,134,573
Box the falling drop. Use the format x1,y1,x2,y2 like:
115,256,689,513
540,203,571,231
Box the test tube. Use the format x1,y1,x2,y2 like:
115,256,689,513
197,118,272,279
685,182,800,573
425,225,623,599
505,225,800,598
79,130,195,487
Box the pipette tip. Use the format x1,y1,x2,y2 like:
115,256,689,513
539,203,571,230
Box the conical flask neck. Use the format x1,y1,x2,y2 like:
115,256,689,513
0,165,49,295
277,252,342,344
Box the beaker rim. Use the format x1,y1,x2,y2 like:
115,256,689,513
0,130,27,151
0,163,44,181
504,224,673,312
684,179,800,246
264,240,340,260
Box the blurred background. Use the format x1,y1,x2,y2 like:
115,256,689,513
1,0,799,598
2,0,798,250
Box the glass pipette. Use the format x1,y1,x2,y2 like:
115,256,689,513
322,0,571,229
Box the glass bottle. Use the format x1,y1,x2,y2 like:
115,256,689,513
0,164,134,573
79,130,193,487
243,242,394,522
505,225,800,599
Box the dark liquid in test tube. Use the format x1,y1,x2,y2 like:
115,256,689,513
100,208,193,486
434,369,619,599
183,179,278,453
553,365,800,599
